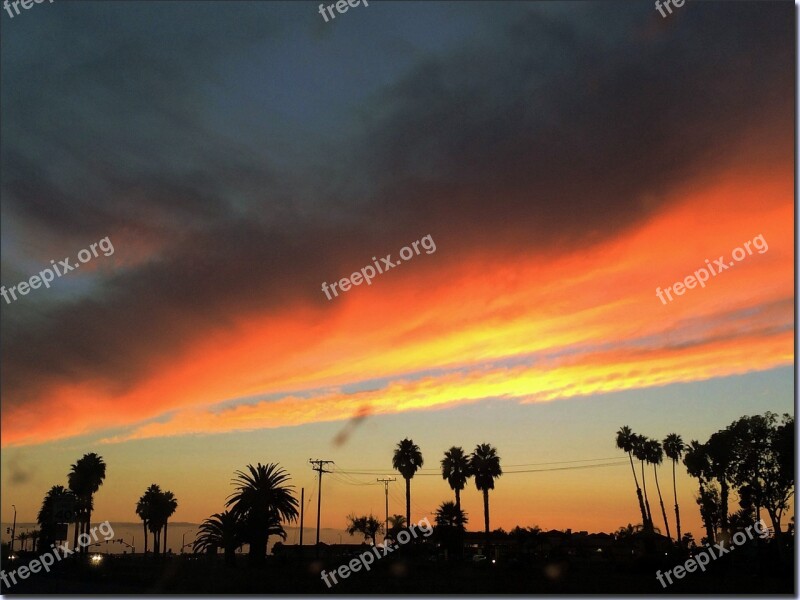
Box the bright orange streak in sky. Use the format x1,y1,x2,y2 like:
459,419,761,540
2,162,792,447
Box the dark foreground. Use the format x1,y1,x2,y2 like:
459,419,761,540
2,551,794,594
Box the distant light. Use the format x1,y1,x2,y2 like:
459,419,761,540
90,554,103,564
491,559,496,564
9,554,17,560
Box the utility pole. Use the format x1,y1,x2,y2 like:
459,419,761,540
377,477,396,540
309,459,333,555
299,488,304,547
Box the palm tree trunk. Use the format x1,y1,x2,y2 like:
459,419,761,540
628,453,649,531
672,459,682,545
483,489,490,553
163,521,168,554
640,461,653,530
143,521,148,554
653,464,672,541
405,478,411,526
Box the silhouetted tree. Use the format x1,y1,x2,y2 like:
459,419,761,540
392,439,423,525
470,443,502,548
226,463,298,565
346,514,383,546
631,435,653,530
663,433,685,544
645,438,671,541
193,511,242,566
37,486,76,552
68,453,106,554
616,427,650,531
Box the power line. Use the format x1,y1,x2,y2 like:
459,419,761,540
333,456,626,475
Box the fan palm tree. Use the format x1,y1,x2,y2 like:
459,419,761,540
37,486,76,552
392,439,424,525
631,435,653,531
663,433,685,544
68,453,106,554
346,514,383,546
136,484,162,555
386,514,406,542
434,500,468,529
645,438,671,541
470,443,502,547
193,511,242,566
616,426,650,531
226,463,299,565
441,447,471,527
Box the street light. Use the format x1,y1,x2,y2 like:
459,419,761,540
10,505,16,554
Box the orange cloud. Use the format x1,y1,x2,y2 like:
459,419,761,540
2,162,792,447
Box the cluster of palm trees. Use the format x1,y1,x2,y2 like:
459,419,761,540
392,439,502,541
135,485,178,555
15,530,40,551
193,463,299,566
615,427,685,543
36,453,107,554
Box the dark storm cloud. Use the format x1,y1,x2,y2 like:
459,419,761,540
356,2,792,252
1,2,792,406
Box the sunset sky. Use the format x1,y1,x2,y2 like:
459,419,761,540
0,1,793,541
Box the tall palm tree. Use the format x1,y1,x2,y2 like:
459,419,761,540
392,439,424,525
37,486,76,552
470,443,502,548
136,484,162,555
663,433,685,544
193,511,242,566
160,490,178,554
645,438,671,541
226,463,299,565
68,453,106,554
441,447,471,527
616,426,650,531
631,435,653,530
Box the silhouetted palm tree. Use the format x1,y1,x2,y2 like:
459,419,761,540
193,511,242,566
386,514,406,542
392,439,424,525
434,501,468,529
470,443,502,547
631,435,653,530
37,486,76,552
226,463,298,565
161,490,178,554
441,447,471,527
616,427,650,531
68,453,106,554
346,514,383,546
663,433,685,544
645,438,671,541
136,484,163,554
